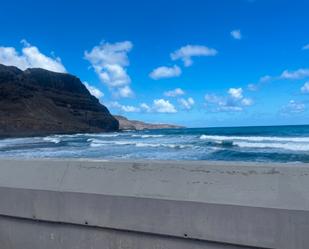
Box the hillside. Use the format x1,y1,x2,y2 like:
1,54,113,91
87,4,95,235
0,64,118,137
114,115,184,130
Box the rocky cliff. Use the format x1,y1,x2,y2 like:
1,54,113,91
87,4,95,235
114,115,184,130
0,64,118,137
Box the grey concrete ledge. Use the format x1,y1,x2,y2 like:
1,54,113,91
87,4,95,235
0,159,309,249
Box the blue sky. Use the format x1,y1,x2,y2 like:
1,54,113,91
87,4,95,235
0,0,309,127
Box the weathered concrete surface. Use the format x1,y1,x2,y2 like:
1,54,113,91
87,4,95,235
0,159,309,249
0,215,254,249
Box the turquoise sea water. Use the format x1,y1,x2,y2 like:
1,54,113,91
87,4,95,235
1,125,309,163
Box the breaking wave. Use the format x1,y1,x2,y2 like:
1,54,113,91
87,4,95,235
1,125,309,162
43,137,61,144
131,134,164,138
200,134,309,151
88,138,191,149
200,135,309,143
233,141,309,151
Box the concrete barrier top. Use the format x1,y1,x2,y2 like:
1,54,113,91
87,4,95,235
0,158,308,210
1,159,309,248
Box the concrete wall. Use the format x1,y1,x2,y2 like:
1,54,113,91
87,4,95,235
0,159,309,249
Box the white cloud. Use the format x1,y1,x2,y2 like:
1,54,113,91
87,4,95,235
108,101,140,113
121,105,140,113
179,97,195,110
248,69,309,92
0,40,66,73
108,99,177,114
153,99,177,113
205,88,252,112
83,82,104,99
241,98,253,106
114,85,134,98
228,88,243,99
140,103,151,112
170,45,217,67
280,68,309,80
302,44,309,50
84,41,134,97
164,88,185,97
301,82,309,93
230,30,242,40
282,100,305,113
149,65,181,80
248,75,273,91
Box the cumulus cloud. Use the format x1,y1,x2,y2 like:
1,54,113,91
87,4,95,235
164,88,185,97
281,100,305,113
179,97,195,110
248,75,273,91
84,41,134,98
259,69,309,82
0,40,66,73
141,100,177,113
149,65,181,80
205,87,252,112
114,85,134,98
241,98,253,106
248,69,309,92
108,101,141,113
280,68,309,80
301,82,309,94
140,103,151,112
170,45,217,67
152,99,177,113
302,44,309,50
230,29,242,40
83,82,104,99
108,99,177,114
228,88,243,99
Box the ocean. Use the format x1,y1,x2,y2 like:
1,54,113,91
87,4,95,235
0,125,309,163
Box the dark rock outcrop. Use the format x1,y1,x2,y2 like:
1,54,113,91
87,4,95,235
114,115,184,130
0,64,119,137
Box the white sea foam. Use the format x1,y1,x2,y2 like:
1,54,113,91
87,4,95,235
90,143,106,148
92,133,122,138
89,139,136,147
89,140,108,147
43,137,61,144
135,143,191,149
131,134,164,138
88,138,117,147
200,135,309,143
233,141,309,151
135,143,161,147
88,138,191,149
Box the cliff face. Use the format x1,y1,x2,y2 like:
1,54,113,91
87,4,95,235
114,115,184,131
0,64,119,137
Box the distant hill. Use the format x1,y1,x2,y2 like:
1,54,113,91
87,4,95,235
114,115,184,130
0,64,118,137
